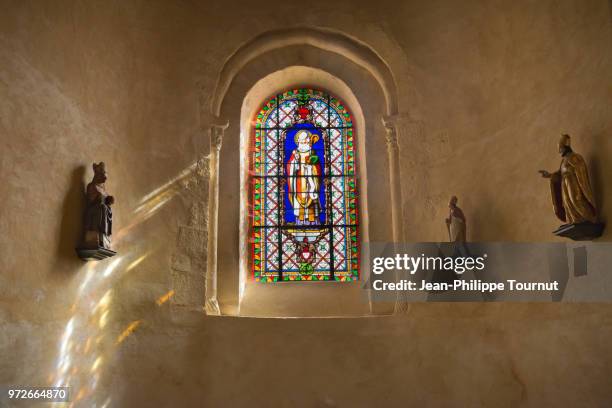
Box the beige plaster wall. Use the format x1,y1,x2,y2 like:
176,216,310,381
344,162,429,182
1,0,611,406
390,0,612,242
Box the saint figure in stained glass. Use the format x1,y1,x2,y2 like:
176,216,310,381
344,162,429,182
250,88,359,282
286,128,323,225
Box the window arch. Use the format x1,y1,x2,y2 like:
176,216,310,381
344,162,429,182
250,88,359,282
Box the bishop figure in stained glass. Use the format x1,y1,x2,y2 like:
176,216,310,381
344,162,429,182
286,128,323,225
250,88,359,282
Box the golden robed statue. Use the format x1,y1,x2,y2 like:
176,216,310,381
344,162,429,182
538,134,603,240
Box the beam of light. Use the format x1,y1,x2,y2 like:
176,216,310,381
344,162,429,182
156,290,175,306
84,337,92,354
74,388,86,402
98,310,109,329
126,253,148,272
133,187,176,215
90,357,103,373
94,290,112,312
102,257,122,278
137,161,198,205
52,260,119,395
115,158,208,241
115,194,174,240
77,263,96,295
49,157,209,407
141,195,172,217
115,320,142,345
59,318,75,355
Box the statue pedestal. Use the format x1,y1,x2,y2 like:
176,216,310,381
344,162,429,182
553,222,605,241
75,246,117,261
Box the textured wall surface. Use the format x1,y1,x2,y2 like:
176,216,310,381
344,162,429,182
1,0,611,406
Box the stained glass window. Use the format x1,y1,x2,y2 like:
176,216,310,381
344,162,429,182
250,88,359,282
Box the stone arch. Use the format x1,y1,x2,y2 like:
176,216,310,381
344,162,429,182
204,28,404,316
209,26,399,118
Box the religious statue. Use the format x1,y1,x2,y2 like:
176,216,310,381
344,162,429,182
76,162,116,260
445,196,466,242
286,129,322,225
539,134,604,240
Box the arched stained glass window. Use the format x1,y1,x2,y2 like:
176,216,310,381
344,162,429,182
250,88,359,282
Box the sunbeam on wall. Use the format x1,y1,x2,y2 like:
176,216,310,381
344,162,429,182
49,157,208,407
115,160,202,241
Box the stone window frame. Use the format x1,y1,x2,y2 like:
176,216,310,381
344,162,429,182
203,27,405,317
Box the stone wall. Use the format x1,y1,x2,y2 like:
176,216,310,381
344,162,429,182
1,0,611,406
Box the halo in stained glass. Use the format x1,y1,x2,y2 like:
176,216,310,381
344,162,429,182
250,88,359,282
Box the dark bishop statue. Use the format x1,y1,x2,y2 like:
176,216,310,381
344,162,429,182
77,162,116,260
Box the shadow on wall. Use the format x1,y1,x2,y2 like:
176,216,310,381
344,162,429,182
467,191,500,241
587,132,609,240
54,165,87,275
547,245,569,301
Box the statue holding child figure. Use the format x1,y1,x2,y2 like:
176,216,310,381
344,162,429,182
76,162,117,260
